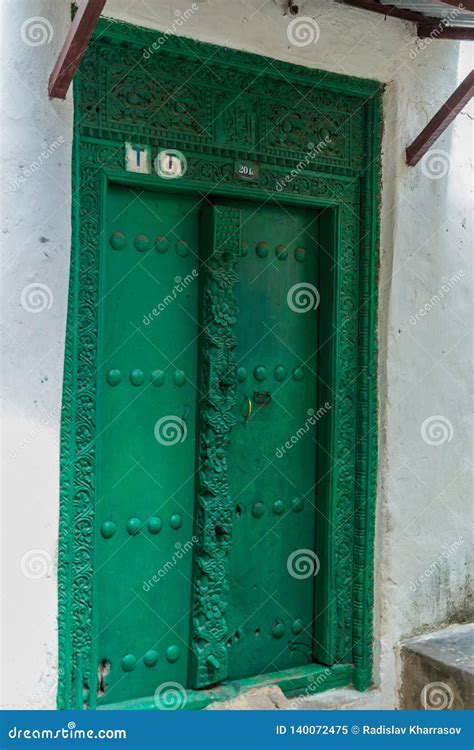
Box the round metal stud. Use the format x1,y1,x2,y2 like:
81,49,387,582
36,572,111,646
274,365,286,382
175,240,189,257
101,520,117,539
106,369,121,387
294,246,306,263
150,369,165,387
253,365,267,382
166,645,180,663
154,235,168,254
292,497,304,513
134,234,149,252
241,240,249,257
147,516,162,534
143,649,159,667
236,367,247,383
130,369,145,386
256,242,269,259
121,654,137,672
272,499,285,515
292,618,304,635
292,367,304,382
109,232,126,251
126,517,141,535
173,369,186,387
169,513,183,530
252,501,265,518
275,244,288,260
272,621,285,639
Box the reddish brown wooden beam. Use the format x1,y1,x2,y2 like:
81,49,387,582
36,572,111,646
418,24,474,38
49,0,107,99
337,0,435,24
433,0,474,11
406,70,474,166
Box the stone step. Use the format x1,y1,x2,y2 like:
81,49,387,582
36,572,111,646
399,622,473,709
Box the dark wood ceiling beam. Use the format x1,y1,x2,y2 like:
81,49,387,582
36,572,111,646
406,70,474,166
433,0,474,12
49,0,106,99
418,24,474,38
337,0,436,24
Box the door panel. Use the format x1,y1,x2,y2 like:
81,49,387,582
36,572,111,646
94,188,320,704
94,186,200,705
224,201,319,679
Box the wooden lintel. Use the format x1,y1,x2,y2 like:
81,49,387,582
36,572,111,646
433,0,474,11
49,0,106,99
406,70,474,166
417,24,474,39
337,0,435,24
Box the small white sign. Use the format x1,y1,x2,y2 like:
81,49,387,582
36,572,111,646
125,143,152,174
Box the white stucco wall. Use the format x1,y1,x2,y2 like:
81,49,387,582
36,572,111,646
1,0,472,710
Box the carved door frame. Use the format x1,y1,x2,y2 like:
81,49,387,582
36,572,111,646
58,18,382,710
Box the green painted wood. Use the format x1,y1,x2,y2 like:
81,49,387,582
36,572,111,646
224,201,320,679
92,186,201,707
190,205,241,688
97,664,352,710
58,17,382,709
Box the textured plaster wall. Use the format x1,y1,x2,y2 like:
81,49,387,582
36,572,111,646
1,0,472,709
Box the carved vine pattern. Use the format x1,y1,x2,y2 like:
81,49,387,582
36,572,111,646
191,206,240,688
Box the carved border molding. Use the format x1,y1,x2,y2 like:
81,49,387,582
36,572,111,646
58,18,382,709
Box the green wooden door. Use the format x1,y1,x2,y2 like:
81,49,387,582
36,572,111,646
225,200,319,681
95,186,200,706
94,189,319,705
